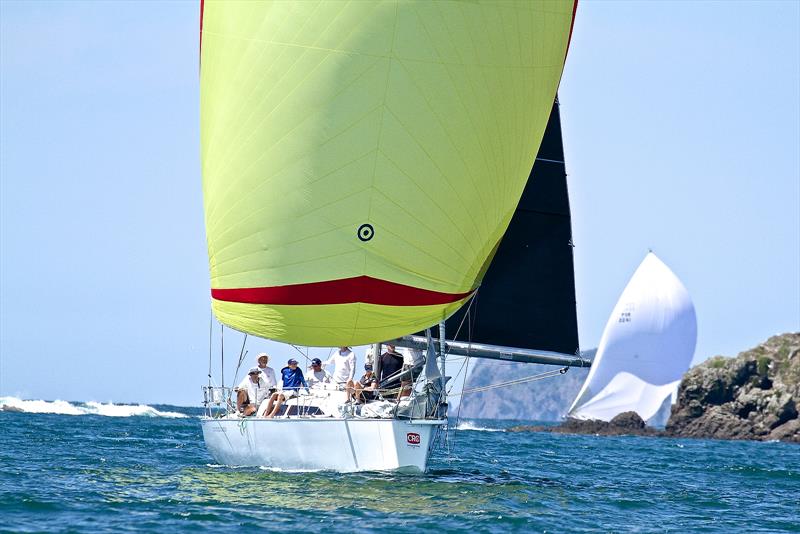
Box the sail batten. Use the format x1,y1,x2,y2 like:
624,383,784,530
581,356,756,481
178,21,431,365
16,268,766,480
201,0,577,346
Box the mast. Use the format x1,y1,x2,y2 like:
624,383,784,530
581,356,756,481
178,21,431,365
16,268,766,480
373,342,382,389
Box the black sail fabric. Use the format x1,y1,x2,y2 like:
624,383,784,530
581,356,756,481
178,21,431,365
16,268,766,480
437,98,579,355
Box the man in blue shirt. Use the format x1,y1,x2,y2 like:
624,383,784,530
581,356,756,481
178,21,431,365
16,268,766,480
262,359,308,418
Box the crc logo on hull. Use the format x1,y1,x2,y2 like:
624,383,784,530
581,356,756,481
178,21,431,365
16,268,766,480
406,432,421,445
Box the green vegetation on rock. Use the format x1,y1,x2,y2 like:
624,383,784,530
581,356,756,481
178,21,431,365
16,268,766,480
666,332,799,443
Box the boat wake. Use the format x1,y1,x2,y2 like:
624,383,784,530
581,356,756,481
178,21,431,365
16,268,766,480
0,396,188,418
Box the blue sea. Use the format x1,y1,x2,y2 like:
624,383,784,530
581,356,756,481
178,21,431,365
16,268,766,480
1,397,798,533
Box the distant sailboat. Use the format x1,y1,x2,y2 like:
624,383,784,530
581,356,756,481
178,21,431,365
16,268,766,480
567,252,697,424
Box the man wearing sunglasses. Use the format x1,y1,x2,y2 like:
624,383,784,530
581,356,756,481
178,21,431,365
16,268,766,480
306,357,332,388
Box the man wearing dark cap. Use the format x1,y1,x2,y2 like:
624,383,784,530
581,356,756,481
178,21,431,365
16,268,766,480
307,357,332,388
235,367,269,417
262,359,309,418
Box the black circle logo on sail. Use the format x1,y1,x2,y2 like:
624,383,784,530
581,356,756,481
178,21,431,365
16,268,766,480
357,224,374,242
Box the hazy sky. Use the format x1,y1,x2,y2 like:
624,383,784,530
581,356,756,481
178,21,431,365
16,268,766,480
1,1,798,406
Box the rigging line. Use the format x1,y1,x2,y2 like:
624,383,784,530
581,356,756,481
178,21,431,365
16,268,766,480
450,304,473,454
451,367,568,397
440,294,476,456
443,292,474,454
231,333,249,393
443,290,477,409
442,291,477,363
444,293,475,453
289,344,312,368
207,313,213,385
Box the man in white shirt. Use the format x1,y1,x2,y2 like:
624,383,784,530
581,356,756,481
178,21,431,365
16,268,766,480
400,347,424,369
306,358,332,388
322,346,356,387
235,367,270,417
399,347,425,398
255,352,277,390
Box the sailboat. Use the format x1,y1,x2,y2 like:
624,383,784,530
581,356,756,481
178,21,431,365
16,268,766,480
567,252,698,424
199,0,583,472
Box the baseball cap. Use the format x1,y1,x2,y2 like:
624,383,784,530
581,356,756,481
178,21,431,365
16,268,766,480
287,358,299,365
248,367,260,375
311,358,322,366
364,363,373,371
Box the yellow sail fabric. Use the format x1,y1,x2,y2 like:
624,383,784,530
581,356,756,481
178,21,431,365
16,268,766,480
201,0,576,346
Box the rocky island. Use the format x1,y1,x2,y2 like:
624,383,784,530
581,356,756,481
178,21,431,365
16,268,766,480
509,410,660,436
509,333,799,443
666,332,799,442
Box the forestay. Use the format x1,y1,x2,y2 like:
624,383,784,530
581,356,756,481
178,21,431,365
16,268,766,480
200,0,577,346
568,253,697,422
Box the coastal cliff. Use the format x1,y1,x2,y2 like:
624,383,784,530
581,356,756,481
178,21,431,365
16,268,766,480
666,333,799,443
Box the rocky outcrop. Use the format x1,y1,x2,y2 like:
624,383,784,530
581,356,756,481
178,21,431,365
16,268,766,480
666,333,799,443
509,411,661,437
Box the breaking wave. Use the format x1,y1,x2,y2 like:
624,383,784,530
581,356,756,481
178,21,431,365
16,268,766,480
0,397,188,418
454,420,503,432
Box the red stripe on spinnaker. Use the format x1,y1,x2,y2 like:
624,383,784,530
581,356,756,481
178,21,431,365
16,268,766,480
211,276,475,307
565,0,578,60
199,0,205,54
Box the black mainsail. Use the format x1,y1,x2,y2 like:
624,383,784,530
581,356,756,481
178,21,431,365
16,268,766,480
444,97,579,355
402,97,583,366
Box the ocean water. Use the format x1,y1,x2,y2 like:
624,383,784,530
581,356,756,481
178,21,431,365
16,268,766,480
1,398,798,533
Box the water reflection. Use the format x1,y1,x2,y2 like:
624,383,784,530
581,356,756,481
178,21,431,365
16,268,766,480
166,466,532,516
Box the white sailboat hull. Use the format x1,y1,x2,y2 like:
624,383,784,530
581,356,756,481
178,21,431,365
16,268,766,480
201,417,443,473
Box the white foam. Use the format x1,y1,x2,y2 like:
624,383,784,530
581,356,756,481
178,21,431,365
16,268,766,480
454,420,503,432
0,397,84,415
83,401,187,418
0,396,188,418
257,465,323,473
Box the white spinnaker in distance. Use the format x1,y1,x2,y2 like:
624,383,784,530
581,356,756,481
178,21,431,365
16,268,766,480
568,252,697,422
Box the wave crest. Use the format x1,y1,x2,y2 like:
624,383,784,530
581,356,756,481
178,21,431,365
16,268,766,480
455,420,503,432
0,397,188,418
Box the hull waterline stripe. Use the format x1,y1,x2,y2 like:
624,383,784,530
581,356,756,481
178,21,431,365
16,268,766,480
211,276,474,307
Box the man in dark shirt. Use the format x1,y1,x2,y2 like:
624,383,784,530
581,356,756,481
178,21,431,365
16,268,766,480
379,344,404,398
